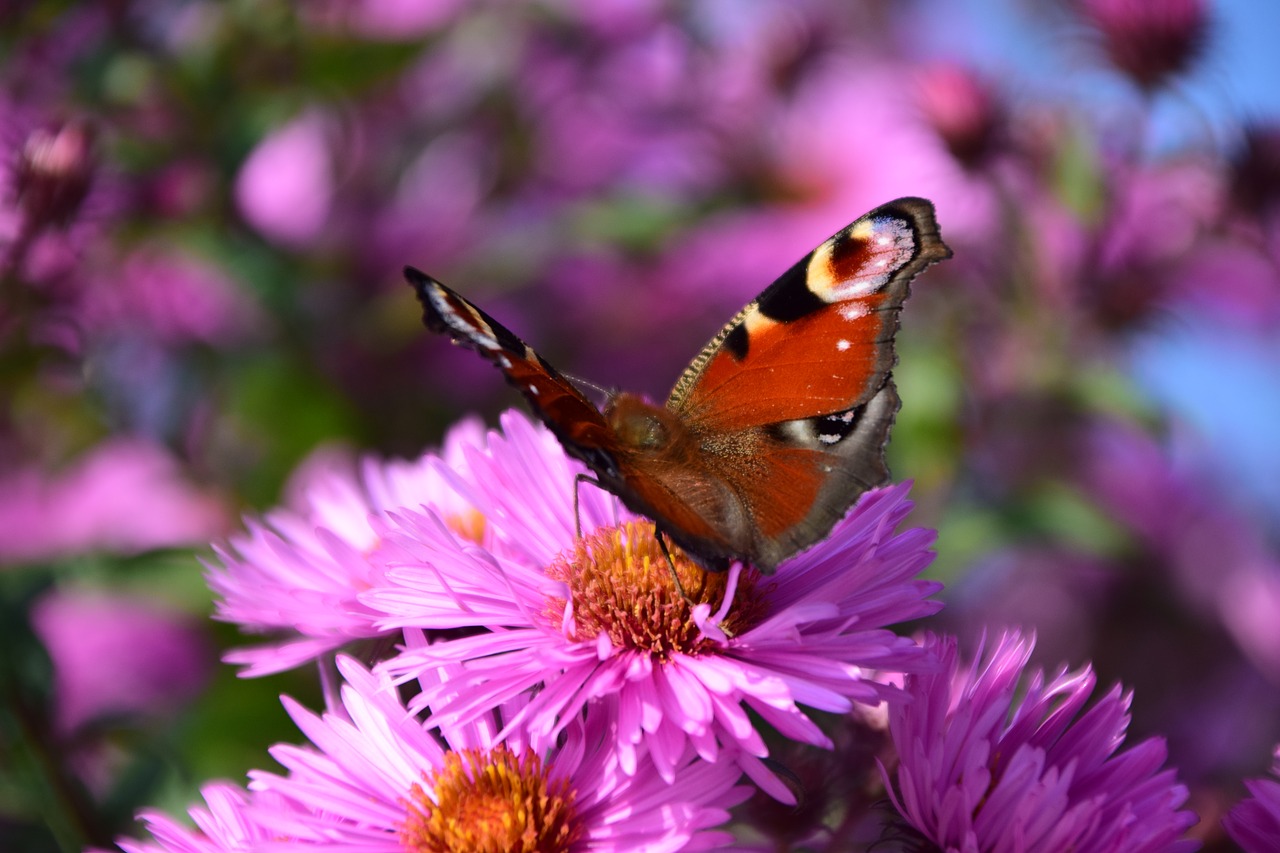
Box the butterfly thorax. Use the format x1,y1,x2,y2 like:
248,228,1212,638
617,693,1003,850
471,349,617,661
604,393,683,452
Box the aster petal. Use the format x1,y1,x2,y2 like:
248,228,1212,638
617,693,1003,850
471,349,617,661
883,631,1198,852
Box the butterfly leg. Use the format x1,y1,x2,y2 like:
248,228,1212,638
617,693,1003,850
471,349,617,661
572,473,599,540
654,528,695,604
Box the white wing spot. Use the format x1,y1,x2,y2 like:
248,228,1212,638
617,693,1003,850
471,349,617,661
528,384,540,396
877,236,890,246
839,303,869,321
836,339,851,351
818,433,842,445
497,355,512,369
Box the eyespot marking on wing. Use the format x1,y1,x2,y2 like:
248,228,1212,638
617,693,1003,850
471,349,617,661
805,215,917,302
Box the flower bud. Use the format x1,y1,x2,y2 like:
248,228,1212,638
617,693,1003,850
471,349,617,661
1079,0,1210,91
915,62,1003,171
13,119,96,229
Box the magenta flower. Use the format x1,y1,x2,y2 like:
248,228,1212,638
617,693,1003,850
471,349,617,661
32,590,213,734
234,110,334,248
109,784,277,853
207,417,486,676
1078,0,1210,91
1225,745,1280,851
0,439,229,565
365,410,940,802
111,658,747,852
80,246,264,347
883,632,1199,852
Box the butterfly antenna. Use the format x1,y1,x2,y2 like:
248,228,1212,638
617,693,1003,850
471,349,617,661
562,370,612,401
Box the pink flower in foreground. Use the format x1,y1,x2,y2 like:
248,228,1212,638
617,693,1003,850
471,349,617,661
108,784,278,853
207,418,486,676
112,658,747,852
367,410,940,802
1224,745,1280,851
883,632,1199,852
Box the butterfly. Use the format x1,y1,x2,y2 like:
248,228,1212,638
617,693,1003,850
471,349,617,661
406,197,950,574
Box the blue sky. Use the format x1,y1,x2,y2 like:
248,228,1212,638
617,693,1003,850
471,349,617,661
917,0,1280,149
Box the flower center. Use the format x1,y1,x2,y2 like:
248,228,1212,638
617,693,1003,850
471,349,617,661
545,520,766,658
446,507,486,543
399,745,580,853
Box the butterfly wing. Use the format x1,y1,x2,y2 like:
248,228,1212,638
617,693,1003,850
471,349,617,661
662,197,951,570
405,268,623,480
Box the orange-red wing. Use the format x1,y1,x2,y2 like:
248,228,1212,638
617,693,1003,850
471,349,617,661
667,198,951,432
406,268,621,472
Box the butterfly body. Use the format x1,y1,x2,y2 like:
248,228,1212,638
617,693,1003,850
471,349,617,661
409,197,950,573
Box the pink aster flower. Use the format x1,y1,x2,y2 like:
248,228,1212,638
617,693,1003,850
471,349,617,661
110,658,747,852
882,632,1199,852
207,417,486,676
109,784,280,853
1224,744,1280,851
365,409,940,802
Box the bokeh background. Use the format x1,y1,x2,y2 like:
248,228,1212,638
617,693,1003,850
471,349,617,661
3,0,1279,849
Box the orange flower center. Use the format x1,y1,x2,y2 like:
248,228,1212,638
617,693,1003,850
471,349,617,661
400,745,580,853
545,520,766,659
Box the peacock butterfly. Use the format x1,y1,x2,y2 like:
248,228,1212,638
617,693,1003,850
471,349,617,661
406,197,950,573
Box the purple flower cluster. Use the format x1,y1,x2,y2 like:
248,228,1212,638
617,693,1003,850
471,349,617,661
111,412,1197,850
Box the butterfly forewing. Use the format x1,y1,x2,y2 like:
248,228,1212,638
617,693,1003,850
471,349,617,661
406,268,622,475
655,198,950,570
667,197,950,430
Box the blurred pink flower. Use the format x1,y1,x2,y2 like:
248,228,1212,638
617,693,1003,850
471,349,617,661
1224,745,1280,852
884,632,1198,852
1166,239,1280,330
79,247,264,346
1086,159,1222,328
112,659,747,852
771,62,996,245
0,439,229,565
302,0,463,40
32,589,213,733
208,418,486,676
367,411,940,802
940,547,1112,668
914,62,1005,172
1079,419,1280,678
372,131,490,275
234,111,334,248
